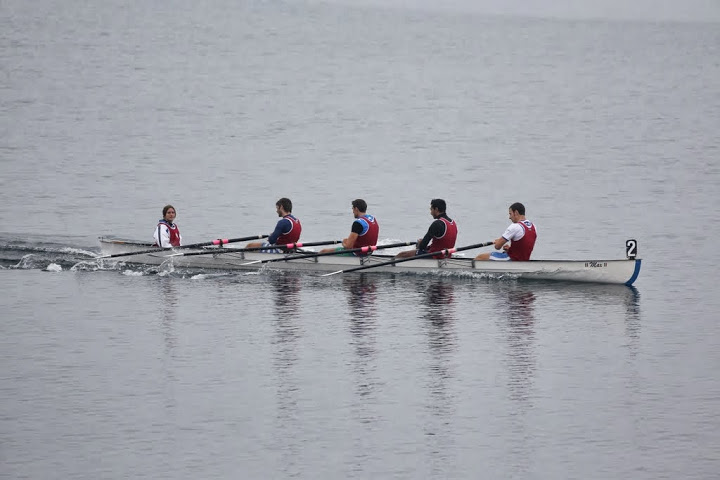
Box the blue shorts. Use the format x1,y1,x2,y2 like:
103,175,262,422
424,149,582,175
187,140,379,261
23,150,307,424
489,251,511,261
259,241,282,254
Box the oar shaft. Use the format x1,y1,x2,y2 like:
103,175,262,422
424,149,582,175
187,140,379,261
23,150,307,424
323,241,494,276
172,239,343,257
244,241,418,265
98,234,269,259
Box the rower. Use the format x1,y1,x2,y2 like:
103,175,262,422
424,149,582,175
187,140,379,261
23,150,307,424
395,199,457,259
245,198,302,253
319,199,379,256
153,205,182,247
475,202,536,261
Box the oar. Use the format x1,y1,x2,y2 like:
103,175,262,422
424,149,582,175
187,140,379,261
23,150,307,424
321,241,495,276
97,234,269,259
240,241,418,265
167,239,343,257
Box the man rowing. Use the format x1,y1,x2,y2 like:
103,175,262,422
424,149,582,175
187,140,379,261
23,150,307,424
475,202,537,261
153,204,182,247
320,199,379,256
396,198,457,259
245,198,302,252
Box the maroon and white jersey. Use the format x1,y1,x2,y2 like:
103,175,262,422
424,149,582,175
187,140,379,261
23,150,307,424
154,220,182,247
505,220,536,261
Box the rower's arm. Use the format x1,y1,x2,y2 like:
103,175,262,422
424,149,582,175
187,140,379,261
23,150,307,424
418,220,443,251
268,218,291,244
343,232,359,249
343,219,365,248
494,236,509,250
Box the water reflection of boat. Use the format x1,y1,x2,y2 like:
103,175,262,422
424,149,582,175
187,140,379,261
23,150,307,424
266,273,303,454
343,273,379,323
269,272,303,319
421,278,458,399
421,278,458,355
155,279,180,354
488,282,538,404
492,281,641,398
342,274,380,400
541,282,642,351
418,278,459,474
507,282,641,331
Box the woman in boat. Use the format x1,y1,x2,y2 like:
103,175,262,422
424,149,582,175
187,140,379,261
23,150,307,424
475,202,536,261
153,204,182,248
245,198,302,252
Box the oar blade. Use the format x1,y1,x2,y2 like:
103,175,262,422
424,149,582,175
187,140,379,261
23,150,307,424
320,270,344,277
97,249,163,259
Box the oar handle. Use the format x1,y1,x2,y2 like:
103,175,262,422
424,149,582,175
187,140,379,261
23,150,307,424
323,241,494,276
348,241,417,255
211,234,269,246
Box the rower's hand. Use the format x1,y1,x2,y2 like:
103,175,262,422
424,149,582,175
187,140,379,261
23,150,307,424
502,244,510,251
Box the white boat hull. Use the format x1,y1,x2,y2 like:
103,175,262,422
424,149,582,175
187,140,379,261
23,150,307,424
98,237,642,286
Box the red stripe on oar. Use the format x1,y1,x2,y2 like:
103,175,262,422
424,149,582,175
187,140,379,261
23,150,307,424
212,238,230,245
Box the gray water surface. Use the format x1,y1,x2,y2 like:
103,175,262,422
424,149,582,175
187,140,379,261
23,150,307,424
2,1,719,478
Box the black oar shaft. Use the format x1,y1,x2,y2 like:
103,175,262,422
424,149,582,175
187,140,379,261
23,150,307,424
98,234,269,258
173,239,343,257
323,241,494,276
244,241,418,265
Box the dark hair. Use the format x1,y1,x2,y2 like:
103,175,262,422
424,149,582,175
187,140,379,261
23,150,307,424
276,198,293,213
162,205,176,216
509,202,525,215
351,199,367,212
430,198,446,212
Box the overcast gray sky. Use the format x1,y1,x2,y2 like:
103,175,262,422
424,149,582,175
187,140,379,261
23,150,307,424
313,0,720,22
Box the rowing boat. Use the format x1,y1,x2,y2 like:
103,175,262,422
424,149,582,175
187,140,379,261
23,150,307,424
98,237,642,285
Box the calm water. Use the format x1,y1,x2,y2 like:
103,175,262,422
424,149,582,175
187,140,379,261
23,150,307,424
2,1,719,478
